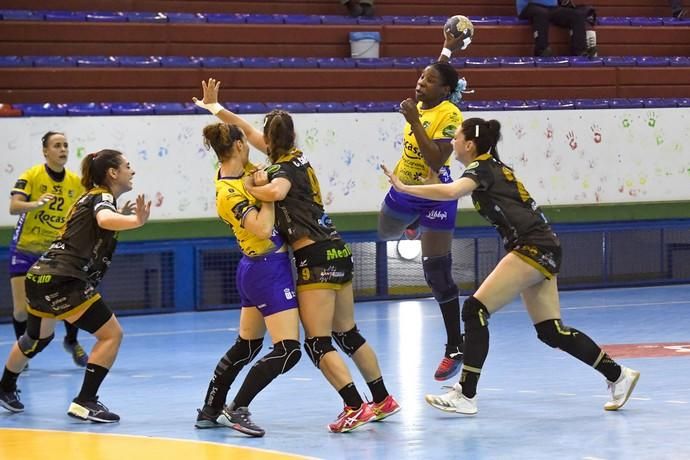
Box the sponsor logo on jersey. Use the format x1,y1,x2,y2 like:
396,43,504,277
14,179,28,190
466,161,479,170
265,165,281,174
326,245,352,261
442,124,457,138
34,210,66,229
101,193,114,203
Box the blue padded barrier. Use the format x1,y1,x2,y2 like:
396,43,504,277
66,103,112,115
110,103,155,115
636,56,670,67
284,14,322,24
499,57,535,67
200,57,243,68
245,14,286,24
574,99,610,109
569,56,604,67
31,56,75,67
535,57,570,67
126,12,167,22
0,10,44,20
160,56,201,67
205,13,247,24
603,56,637,67
150,102,197,115
118,56,161,67
76,56,119,67
265,102,311,113
236,102,268,114
86,12,126,22
609,98,645,109
0,56,27,67
316,57,357,68
165,12,206,23
465,57,501,68
15,103,67,116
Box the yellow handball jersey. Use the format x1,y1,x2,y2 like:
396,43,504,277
393,100,463,185
215,171,284,257
10,164,84,255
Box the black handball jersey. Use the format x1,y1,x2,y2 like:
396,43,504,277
29,188,119,286
460,153,557,250
265,149,340,244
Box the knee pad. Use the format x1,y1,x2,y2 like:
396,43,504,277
18,332,54,358
422,254,459,303
461,296,490,330
259,339,302,375
304,336,336,368
535,319,573,349
219,337,264,373
332,325,366,357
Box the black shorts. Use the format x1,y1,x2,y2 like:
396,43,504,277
293,239,354,291
25,273,101,320
512,243,562,279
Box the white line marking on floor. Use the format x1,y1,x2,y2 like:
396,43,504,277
518,390,537,393
131,374,154,378
665,400,688,404
290,377,313,381
170,375,194,379
630,397,651,401
555,393,577,396
48,373,71,378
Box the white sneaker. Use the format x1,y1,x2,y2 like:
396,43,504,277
604,366,640,411
425,383,478,415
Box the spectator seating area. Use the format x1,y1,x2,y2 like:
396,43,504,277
0,0,689,112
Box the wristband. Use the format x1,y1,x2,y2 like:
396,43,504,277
441,47,452,59
208,102,225,115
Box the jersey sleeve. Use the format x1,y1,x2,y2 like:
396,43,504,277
93,192,118,215
218,186,257,229
461,160,494,191
431,105,463,141
11,168,33,198
266,161,295,185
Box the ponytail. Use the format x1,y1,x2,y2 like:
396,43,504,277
263,109,295,163
461,118,503,161
81,149,123,190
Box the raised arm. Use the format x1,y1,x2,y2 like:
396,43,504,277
96,194,151,231
382,164,478,201
193,78,268,154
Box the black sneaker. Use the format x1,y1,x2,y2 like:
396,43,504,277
63,339,89,367
0,389,24,413
68,397,120,423
673,8,687,19
218,406,265,437
195,406,224,429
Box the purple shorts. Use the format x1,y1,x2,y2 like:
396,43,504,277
383,187,458,231
236,251,297,317
8,249,40,278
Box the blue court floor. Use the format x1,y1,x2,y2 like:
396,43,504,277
1,284,689,460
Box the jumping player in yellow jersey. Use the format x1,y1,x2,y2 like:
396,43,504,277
383,118,640,416
194,79,399,433
0,149,151,421
378,33,469,382
8,131,88,367
194,123,301,437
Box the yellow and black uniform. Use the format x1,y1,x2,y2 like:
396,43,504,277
461,153,561,278
24,188,119,319
265,149,352,291
9,164,83,270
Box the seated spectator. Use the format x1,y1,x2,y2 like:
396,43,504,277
670,0,687,18
517,0,597,57
342,0,374,17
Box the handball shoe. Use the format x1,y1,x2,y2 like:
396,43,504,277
195,405,224,429
68,397,120,423
604,366,640,411
328,402,375,433
370,394,401,421
425,383,477,415
434,343,463,381
0,388,23,413
218,406,265,437
63,339,89,367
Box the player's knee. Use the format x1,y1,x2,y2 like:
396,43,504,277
303,336,336,368
332,325,366,357
18,332,54,358
271,339,302,374
535,319,571,349
461,296,490,331
422,254,459,303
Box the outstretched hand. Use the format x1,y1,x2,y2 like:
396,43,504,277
443,29,472,52
192,78,220,109
381,164,405,192
134,194,152,226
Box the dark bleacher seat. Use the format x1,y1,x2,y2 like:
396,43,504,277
569,56,604,67
503,100,541,110
265,102,311,113
236,102,267,113
165,12,206,23
304,102,356,112
150,102,197,115
603,57,637,67
609,98,645,108
535,57,570,67
0,10,43,21
643,97,677,107
355,101,398,112
279,57,318,68
355,58,394,69
636,56,670,66
85,12,126,22
126,12,167,23
539,99,575,110
44,11,85,21
466,100,505,111
499,57,535,67
15,103,67,116
575,99,610,109
201,57,243,68
284,14,322,25
110,102,155,115
76,56,119,67
66,102,112,115
160,56,201,67
118,56,161,67
0,55,25,67
31,56,75,67
205,13,247,24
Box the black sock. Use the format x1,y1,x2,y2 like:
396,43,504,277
77,363,109,401
64,321,79,344
204,337,264,411
1,367,20,392
338,382,364,408
366,376,389,404
460,368,480,399
439,298,462,351
595,353,622,382
232,361,278,409
12,318,27,340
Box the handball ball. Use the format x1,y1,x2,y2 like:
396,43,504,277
444,15,474,43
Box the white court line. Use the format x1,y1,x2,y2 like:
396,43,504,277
555,392,577,396
47,373,71,378
518,390,538,394
131,374,154,378
170,375,194,379
665,400,688,404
